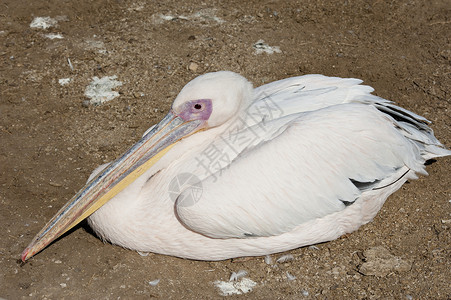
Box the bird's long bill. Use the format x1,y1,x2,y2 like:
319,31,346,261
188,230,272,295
21,111,205,261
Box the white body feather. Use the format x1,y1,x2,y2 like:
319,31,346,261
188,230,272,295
87,73,450,260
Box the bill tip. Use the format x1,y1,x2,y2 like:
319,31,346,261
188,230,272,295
21,248,29,262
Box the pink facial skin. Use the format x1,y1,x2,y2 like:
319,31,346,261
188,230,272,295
176,99,213,122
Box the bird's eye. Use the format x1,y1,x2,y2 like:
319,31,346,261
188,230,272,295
194,103,202,110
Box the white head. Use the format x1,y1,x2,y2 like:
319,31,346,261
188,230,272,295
172,71,254,128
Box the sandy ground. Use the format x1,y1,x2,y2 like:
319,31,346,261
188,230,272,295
1,0,450,299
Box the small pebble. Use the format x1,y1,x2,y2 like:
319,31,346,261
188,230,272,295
189,62,199,72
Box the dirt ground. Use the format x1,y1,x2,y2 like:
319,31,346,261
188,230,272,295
1,0,450,299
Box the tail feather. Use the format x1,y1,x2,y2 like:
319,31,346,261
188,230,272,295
350,90,451,161
373,102,451,161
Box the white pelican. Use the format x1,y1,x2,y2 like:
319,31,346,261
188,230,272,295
22,71,450,261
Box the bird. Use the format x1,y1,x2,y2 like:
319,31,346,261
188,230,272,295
21,71,450,261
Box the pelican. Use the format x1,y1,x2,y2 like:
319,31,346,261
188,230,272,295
22,71,450,261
